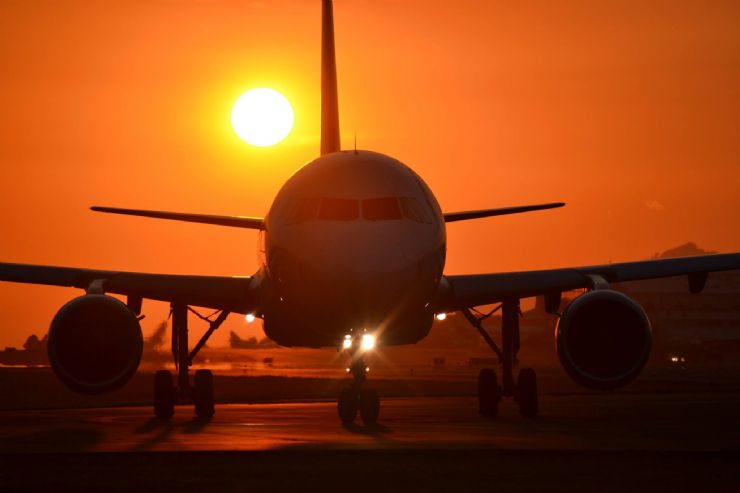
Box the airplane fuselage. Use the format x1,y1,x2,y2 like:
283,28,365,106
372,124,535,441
260,150,446,347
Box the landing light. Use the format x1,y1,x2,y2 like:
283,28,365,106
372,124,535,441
245,313,256,323
361,334,375,351
435,313,447,321
342,335,352,349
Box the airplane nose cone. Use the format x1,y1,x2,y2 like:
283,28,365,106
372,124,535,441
271,225,422,324
307,236,412,299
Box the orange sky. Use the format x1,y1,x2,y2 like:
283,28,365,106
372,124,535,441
1,0,739,348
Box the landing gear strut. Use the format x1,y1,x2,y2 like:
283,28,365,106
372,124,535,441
463,298,539,418
153,303,229,420
337,335,380,425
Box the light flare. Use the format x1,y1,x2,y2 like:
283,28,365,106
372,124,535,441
361,334,376,351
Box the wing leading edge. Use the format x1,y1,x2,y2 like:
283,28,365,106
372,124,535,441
0,262,257,313
437,253,740,312
443,202,565,222
91,206,265,230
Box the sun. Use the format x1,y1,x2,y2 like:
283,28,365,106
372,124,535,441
231,88,294,146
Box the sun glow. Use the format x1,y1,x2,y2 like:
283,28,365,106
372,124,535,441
231,88,294,146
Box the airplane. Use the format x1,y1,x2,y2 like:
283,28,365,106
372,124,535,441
2,0,740,424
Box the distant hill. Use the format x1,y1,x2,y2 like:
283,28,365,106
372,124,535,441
655,242,717,259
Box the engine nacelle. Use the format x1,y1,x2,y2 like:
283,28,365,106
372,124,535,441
48,294,143,395
556,289,651,390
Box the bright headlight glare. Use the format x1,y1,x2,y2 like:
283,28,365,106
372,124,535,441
361,334,375,351
342,338,352,349
435,313,447,321
245,313,256,323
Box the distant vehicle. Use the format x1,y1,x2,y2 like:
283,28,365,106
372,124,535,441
2,0,739,424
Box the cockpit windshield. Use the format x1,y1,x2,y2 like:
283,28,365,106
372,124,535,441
399,197,431,223
287,196,431,224
287,197,321,224
317,197,359,221
362,197,402,221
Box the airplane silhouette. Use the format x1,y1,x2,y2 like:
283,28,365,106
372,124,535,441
1,0,739,424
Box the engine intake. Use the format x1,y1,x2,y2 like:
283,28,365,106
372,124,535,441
556,289,651,390
48,294,143,395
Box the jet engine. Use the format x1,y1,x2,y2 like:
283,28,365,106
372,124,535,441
556,289,651,390
47,294,143,394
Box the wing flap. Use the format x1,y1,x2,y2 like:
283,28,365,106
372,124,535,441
439,253,740,311
0,262,256,313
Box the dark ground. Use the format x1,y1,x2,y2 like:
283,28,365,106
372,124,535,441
2,366,740,491
2,450,739,493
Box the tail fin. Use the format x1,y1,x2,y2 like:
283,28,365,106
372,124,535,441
321,0,341,155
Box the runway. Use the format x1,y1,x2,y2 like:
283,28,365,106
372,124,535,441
2,392,740,453
2,391,740,491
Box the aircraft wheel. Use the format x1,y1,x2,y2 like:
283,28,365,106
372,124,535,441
193,369,215,419
359,388,380,425
516,368,538,417
154,370,175,419
338,388,358,424
478,368,501,418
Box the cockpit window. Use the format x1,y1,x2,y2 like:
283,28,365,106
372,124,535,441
362,197,402,221
287,197,320,224
286,196,431,224
317,197,359,221
399,197,431,223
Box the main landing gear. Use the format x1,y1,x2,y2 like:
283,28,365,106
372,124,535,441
337,334,380,425
153,303,229,420
463,299,538,418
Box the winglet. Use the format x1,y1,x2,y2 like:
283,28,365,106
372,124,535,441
321,0,341,155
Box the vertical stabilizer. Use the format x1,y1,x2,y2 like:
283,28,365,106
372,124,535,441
321,0,341,154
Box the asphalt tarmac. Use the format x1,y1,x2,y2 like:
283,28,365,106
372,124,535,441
2,392,740,452
2,392,740,491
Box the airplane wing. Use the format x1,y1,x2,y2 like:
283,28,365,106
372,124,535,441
443,202,565,222
0,262,257,313
436,253,740,312
91,206,265,230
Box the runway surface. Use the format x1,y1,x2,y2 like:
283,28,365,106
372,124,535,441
2,392,740,491
2,392,740,453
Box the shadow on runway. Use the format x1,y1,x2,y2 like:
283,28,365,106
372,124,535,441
130,416,212,451
183,417,212,434
342,422,393,437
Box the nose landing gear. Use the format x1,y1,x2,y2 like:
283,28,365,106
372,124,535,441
337,334,380,425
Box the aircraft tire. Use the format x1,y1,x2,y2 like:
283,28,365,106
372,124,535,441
154,370,175,419
516,368,538,417
359,388,380,425
193,369,215,419
478,368,500,417
338,388,358,424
